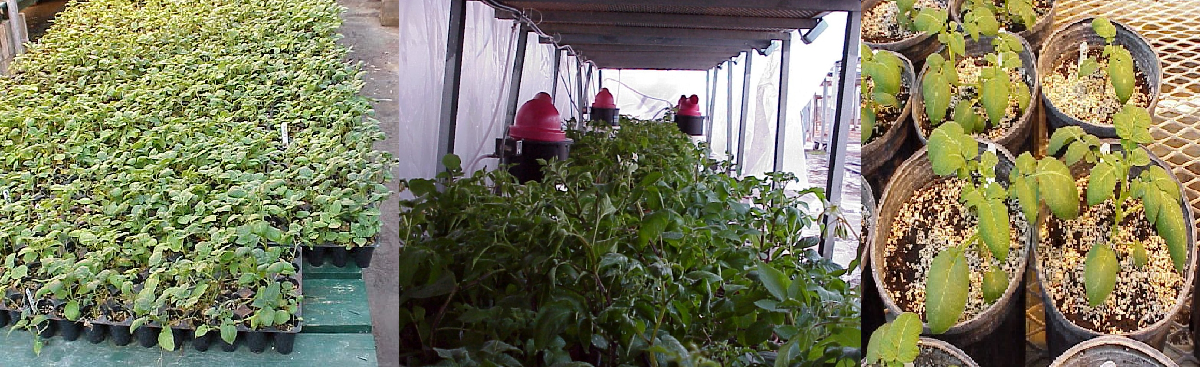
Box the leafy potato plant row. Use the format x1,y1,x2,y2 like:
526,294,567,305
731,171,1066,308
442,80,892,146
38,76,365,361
0,0,392,351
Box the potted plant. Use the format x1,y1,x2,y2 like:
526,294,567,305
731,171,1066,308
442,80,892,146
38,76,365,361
1034,109,1196,355
908,8,1038,154
862,46,917,189
862,0,949,68
863,312,980,367
1039,17,1162,138
950,0,1056,50
1048,335,1177,367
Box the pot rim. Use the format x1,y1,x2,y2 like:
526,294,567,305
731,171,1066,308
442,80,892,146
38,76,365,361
1047,335,1178,367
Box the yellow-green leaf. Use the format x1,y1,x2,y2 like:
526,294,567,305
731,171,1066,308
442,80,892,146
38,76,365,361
925,249,969,334
1084,244,1119,306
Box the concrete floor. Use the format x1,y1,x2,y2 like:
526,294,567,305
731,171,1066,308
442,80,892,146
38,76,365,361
335,1,400,366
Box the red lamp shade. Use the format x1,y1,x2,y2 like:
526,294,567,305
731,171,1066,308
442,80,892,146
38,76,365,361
592,88,616,108
677,94,701,117
509,92,567,142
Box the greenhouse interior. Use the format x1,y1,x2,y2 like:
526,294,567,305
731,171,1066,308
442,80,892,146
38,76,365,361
0,0,1195,366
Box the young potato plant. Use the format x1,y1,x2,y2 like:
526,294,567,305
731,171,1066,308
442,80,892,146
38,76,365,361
1076,18,1137,106
960,0,1038,35
864,312,921,367
1045,106,1187,306
915,8,1031,135
861,45,905,144
0,0,389,352
923,121,1077,333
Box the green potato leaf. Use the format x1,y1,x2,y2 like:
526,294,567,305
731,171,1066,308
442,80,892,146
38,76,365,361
928,123,977,175
980,67,1010,127
1107,47,1136,105
925,248,969,334
159,326,176,351
1036,158,1081,219
982,265,1008,304
862,106,876,144
1092,17,1117,43
1084,243,1119,306
1086,161,1117,205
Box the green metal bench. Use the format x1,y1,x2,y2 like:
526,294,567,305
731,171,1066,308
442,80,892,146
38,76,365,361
0,264,378,366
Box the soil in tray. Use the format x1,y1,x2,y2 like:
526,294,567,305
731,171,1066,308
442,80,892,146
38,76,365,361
956,0,1052,34
883,178,1030,322
863,77,912,143
1038,177,1185,333
1042,49,1153,126
863,0,949,44
915,344,967,367
919,56,1030,142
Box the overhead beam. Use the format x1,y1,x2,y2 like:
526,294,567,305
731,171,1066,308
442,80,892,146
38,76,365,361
589,58,723,70
534,24,791,41
500,0,859,12
498,10,818,31
579,50,741,61
569,43,749,54
542,33,772,49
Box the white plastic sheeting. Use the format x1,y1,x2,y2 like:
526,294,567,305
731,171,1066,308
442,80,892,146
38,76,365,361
399,1,587,183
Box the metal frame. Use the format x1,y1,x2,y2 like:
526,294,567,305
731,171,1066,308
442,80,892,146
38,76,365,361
704,65,718,147
772,37,791,172
551,48,563,102
819,11,861,259
436,0,468,173
725,59,733,155
502,27,530,134
735,51,752,176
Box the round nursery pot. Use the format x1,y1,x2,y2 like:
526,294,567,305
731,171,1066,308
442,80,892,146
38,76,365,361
862,176,887,350
870,140,1032,346
862,0,946,69
950,0,1057,51
863,50,916,184
916,337,980,367
1048,335,1178,367
1038,18,1162,138
912,31,1039,155
1035,142,1197,356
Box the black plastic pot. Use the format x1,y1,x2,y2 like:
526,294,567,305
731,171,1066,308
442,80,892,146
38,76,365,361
0,308,9,327
273,332,297,354
307,243,376,268
870,140,1031,347
37,319,55,339
1034,142,1197,356
674,115,704,136
590,107,619,126
1038,18,1162,138
911,31,1039,155
192,330,213,352
220,334,238,352
135,326,157,348
329,247,349,268
861,177,887,352
56,319,81,341
85,323,106,344
862,0,945,70
109,324,132,346
246,331,267,353
499,137,572,183
1048,335,1176,366
863,50,916,186
306,246,327,267
950,0,1056,51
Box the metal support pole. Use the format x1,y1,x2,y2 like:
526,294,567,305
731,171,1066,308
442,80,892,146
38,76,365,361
503,27,530,133
820,11,861,259
772,37,792,172
576,58,586,124
701,65,710,147
5,0,24,55
726,60,733,155
704,69,711,141
436,0,467,173
551,48,563,102
735,51,753,176
597,69,603,90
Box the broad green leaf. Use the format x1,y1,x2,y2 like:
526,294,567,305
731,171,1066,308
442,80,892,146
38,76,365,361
977,197,1010,261
897,0,915,13
1048,126,1087,156
1036,158,1080,219
638,211,671,248
1155,198,1187,273
928,123,976,175
1084,244,1119,306
1092,17,1117,42
982,265,1008,304
863,106,876,144
1113,104,1152,144
1078,58,1099,77
1014,81,1031,113
981,68,1010,127
441,154,462,171
758,262,791,302
865,312,922,365
1086,161,1117,205
64,300,80,321
1013,175,1040,223
914,8,947,34
953,99,981,133
1131,241,1148,268
533,303,572,350
1128,148,1151,167
874,92,899,108
1108,48,1136,105
946,32,966,60
972,7,1000,38
925,249,969,334
923,66,952,125
159,327,176,351
220,324,237,345
1064,141,1091,166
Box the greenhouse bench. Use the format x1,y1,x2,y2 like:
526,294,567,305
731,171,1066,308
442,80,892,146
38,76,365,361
0,263,377,366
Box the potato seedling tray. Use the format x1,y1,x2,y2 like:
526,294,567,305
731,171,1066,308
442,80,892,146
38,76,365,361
0,254,305,354
304,242,377,268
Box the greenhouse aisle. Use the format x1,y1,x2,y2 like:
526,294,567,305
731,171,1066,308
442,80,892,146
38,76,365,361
336,1,401,366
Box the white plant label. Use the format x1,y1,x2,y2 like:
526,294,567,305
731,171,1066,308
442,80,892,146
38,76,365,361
281,121,289,147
